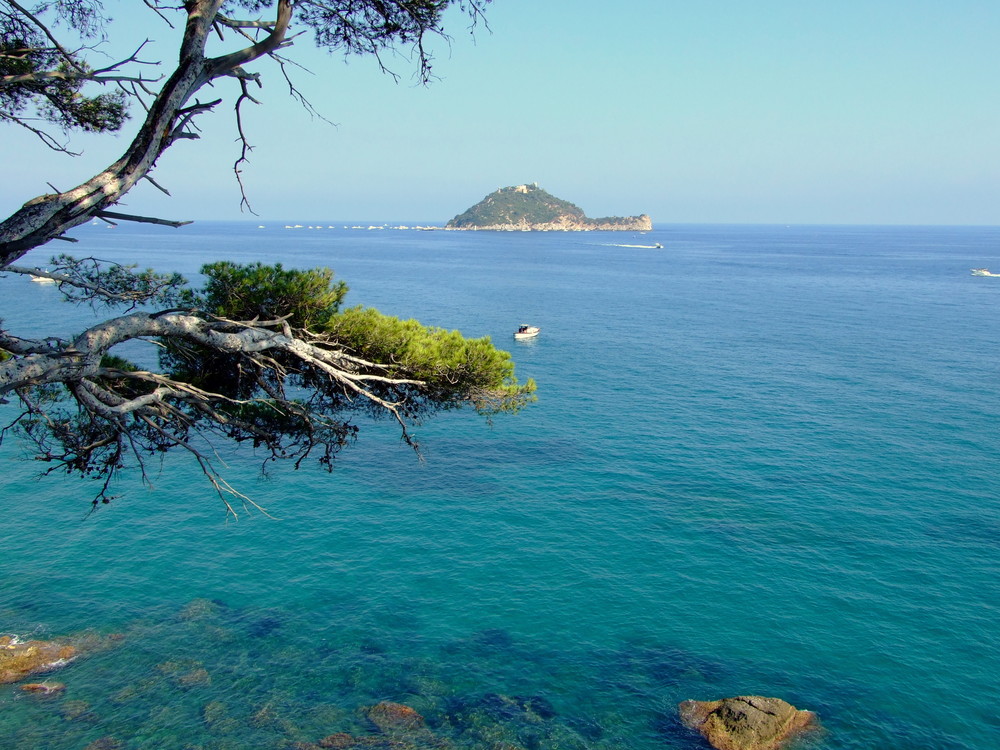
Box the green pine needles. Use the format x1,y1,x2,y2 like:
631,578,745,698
165,261,535,417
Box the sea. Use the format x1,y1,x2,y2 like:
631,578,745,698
1,222,998,749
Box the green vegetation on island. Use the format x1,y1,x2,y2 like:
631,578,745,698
446,184,652,231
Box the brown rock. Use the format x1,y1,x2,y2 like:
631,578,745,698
0,637,77,683
20,681,66,694
365,701,424,733
0,630,121,685
679,695,815,750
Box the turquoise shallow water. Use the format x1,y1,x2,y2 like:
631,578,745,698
1,223,999,748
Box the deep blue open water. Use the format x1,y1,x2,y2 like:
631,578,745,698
1,222,998,749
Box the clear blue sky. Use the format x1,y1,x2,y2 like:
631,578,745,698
3,1,999,224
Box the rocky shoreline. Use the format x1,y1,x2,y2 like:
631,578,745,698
446,184,652,232
2,608,821,750
444,214,652,232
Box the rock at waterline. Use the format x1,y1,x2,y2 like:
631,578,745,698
446,183,652,232
1,631,123,685
20,681,66,694
0,635,76,683
678,695,817,750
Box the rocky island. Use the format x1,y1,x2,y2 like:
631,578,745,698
446,184,652,232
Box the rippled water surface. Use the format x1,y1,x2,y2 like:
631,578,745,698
2,223,999,749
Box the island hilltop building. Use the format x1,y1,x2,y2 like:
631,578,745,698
445,184,652,232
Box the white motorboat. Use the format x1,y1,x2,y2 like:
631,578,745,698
30,274,56,284
514,324,540,339
604,242,663,249
971,268,1000,277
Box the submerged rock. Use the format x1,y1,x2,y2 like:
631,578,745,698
318,733,357,748
678,696,816,750
157,658,212,688
365,701,425,733
247,614,283,638
249,701,280,729
447,693,557,725
178,597,226,620
440,692,585,750
304,701,452,749
202,699,229,727
177,667,211,687
83,739,123,750
61,699,98,722
312,732,443,749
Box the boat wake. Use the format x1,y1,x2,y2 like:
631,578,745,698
602,243,663,249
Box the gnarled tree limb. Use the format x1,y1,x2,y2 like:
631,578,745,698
0,307,428,512
0,0,293,267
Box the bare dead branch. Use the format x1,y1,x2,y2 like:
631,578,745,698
216,15,278,30
0,109,80,154
165,99,221,145
142,175,172,196
96,211,192,228
232,77,260,214
142,1,175,29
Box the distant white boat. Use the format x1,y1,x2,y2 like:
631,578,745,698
971,268,1000,277
31,274,56,284
514,324,540,339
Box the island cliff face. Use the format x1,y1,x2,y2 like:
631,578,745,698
446,184,652,232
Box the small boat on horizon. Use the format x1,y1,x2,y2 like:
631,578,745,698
514,324,540,340
971,268,1000,277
